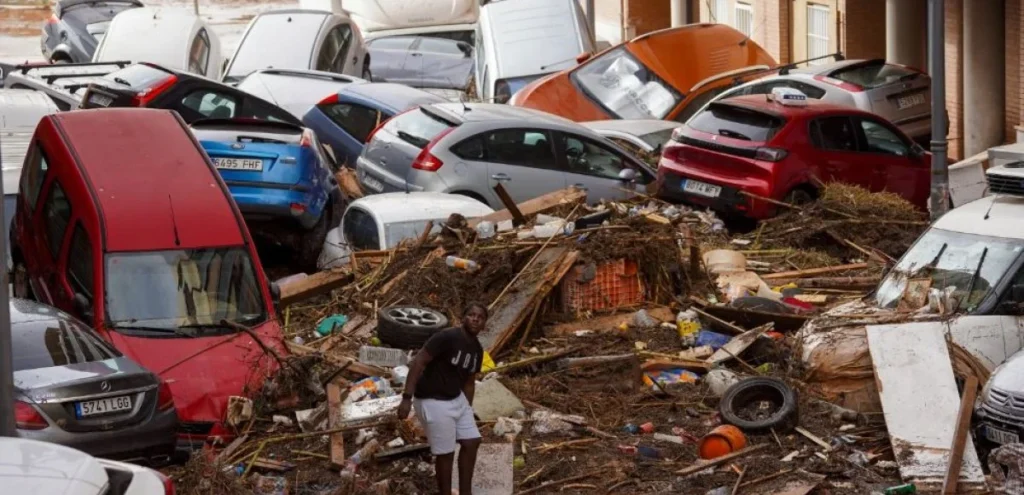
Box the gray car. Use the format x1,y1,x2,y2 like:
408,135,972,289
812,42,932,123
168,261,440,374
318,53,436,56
366,35,474,97
581,119,679,155
12,298,178,465
699,58,933,144
355,103,656,208
41,0,144,64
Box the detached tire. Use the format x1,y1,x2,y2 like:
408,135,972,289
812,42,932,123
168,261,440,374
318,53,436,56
377,306,449,349
719,377,798,433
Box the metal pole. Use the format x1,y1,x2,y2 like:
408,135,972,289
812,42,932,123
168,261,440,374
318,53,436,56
670,0,687,27
193,0,199,16
0,130,14,436
928,0,949,219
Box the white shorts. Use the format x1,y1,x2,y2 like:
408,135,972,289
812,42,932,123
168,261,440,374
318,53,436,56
414,393,480,455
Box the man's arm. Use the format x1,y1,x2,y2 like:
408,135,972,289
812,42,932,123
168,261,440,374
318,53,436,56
397,349,434,419
463,374,476,404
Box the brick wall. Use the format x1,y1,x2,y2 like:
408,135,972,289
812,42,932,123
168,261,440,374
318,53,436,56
945,0,964,160
758,0,789,63
1008,0,1022,143
840,0,886,59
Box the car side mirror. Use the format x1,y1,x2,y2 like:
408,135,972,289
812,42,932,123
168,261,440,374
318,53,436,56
73,293,94,322
269,281,282,315
618,168,637,182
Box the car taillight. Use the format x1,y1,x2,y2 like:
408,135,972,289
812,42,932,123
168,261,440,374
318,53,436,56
290,203,306,216
131,74,177,107
15,401,48,430
155,471,176,495
755,147,788,162
411,127,455,172
156,381,174,411
46,14,59,25
318,93,340,105
671,127,686,142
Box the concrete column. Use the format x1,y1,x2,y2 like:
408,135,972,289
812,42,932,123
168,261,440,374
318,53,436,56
963,0,1006,157
886,0,927,69
671,0,687,27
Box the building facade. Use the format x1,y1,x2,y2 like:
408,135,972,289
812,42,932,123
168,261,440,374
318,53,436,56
591,0,1020,161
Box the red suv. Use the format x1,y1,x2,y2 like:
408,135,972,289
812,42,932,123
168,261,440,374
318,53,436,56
657,91,931,219
11,108,287,446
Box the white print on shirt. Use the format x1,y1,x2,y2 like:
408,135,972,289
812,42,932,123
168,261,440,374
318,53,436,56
449,350,479,372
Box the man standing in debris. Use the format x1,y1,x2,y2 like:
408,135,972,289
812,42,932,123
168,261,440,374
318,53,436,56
398,303,486,495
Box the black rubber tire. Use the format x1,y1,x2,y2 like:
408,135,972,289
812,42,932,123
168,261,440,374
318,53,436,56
377,306,449,349
295,209,330,273
719,377,798,433
784,188,815,206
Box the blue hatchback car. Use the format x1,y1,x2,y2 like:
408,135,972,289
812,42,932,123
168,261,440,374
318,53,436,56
302,82,447,169
191,118,342,270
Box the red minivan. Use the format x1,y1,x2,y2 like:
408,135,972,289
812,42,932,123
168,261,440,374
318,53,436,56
10,108,287,446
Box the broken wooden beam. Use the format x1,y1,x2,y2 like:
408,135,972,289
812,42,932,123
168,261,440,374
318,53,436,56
468,186,586,228
493,183,527,226
326,381,345,468
760,263,870,280
553,353,636,370
335,168,364,199
942,375,979,495
764,275,880,289
676,444,769,476
279,270,354,307
284,341,387,377
318,315,368,354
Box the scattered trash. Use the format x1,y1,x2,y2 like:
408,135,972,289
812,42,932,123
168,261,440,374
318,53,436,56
493,417,523,438
358,345,409,368
694,330,732,350
386,437,405,448
883,484,917,494
316,314,348,337
698,425,748,460
513,456,526,469
531,409,584,435
252,474,289,495
652,432,684,445
719,377,798,432
476,220,496,239
704,369,740,397
445,255,480,272
632,309,658,328
643,369,699,391
391,365,409,385
225,396,253,428
637,445,661,459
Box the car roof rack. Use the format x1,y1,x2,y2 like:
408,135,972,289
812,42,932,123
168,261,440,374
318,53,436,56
13,61,133,84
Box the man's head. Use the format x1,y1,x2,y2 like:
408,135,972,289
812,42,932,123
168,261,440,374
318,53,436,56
461,303,488,336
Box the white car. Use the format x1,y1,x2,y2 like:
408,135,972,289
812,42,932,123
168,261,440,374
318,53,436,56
223,9,370,85
234,68,366,119
0,437,173,494
318,192,494,269
334,0,479,45
475,0,595,103
92,7,223,80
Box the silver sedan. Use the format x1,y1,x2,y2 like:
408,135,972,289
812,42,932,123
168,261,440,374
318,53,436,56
12,298,178,466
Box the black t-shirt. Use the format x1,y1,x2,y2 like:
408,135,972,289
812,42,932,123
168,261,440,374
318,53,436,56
414,327,483,401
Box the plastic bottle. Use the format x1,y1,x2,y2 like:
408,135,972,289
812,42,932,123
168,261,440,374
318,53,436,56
347,438,380,468
445,256,479,272
883,484,917,495
676,309,701,346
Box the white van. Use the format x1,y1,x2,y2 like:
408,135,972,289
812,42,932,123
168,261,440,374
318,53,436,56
91,7,223,79
223,9,370,85
475,0,595,103
326,0,479,45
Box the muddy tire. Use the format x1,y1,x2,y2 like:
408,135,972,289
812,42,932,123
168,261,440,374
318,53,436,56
377,306,449,349
783,188,815,206
719,377,798,433
295,210,330,273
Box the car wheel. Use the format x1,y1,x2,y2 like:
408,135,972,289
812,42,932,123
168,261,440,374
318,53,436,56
784,188,815,206
377,306,449,349
295,209,330,273
719,377,798,433
12,262,33,300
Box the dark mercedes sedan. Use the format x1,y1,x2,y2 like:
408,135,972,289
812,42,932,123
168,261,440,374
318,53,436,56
11,298,178,465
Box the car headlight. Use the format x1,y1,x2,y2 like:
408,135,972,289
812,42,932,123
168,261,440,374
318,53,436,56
978,365,1003,407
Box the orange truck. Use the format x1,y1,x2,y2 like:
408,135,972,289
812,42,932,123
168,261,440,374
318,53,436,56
509,24,777,123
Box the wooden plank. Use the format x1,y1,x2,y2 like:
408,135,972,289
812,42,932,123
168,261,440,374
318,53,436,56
492,183,526,226
480,247,577,354
675,444,769,476
284,341,387,377
335,169,363,199
547,307,675,336
468,187,586,228
318,315,367,354
867,322,986,489
280,270,353,307
942,375,979,495
326,381,345,468
708,324,773,365
701,305,809,333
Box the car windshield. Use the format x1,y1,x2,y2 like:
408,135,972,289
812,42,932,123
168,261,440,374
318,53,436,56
105,248,266,334
874,228,1024,312
640,128,675,150
570,47,682,119
12,317,119,372
830,62,920,89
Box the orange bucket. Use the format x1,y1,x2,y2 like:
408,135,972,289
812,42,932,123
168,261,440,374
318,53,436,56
698,425,748,460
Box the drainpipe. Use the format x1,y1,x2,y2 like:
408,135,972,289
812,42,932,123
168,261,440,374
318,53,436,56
928,0,949,219
671,0,687,27
0,136,13,437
